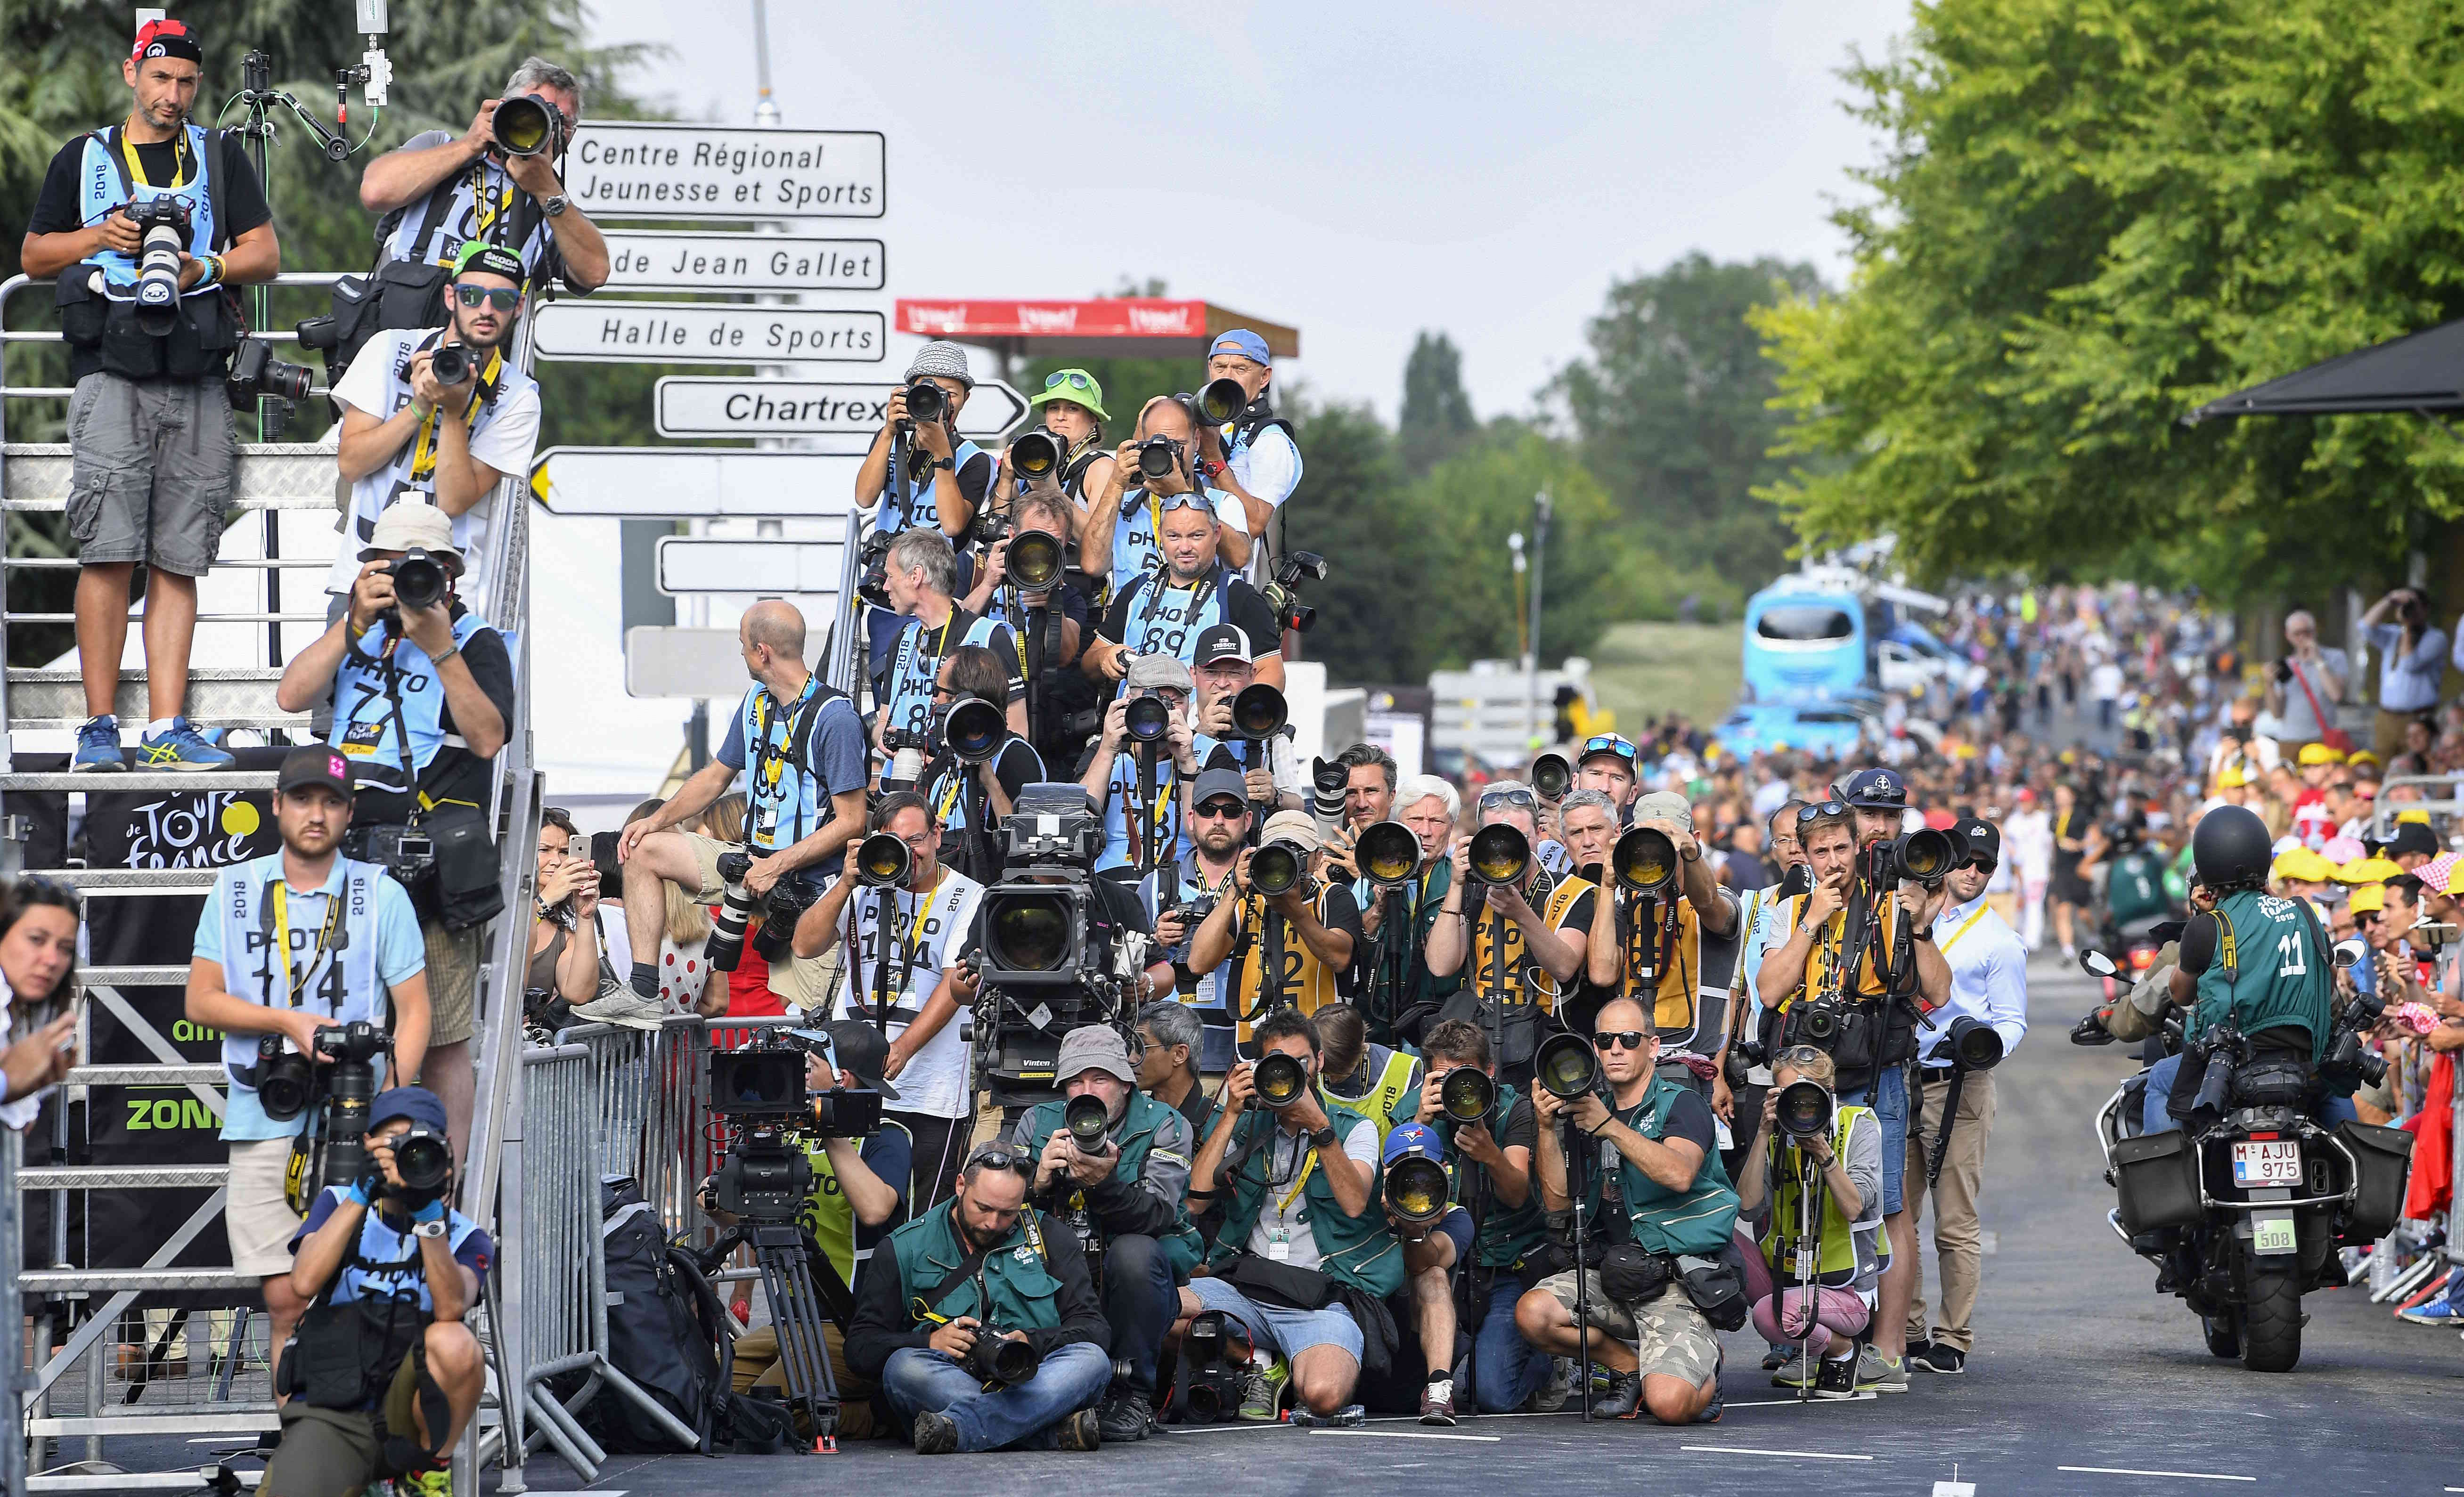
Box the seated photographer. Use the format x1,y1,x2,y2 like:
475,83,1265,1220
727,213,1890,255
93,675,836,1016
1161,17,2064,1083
873,530,1028,784
1314,1003,1420,1150
357,57,609,301
1183,1009,1403,1427
0,878,83,1130
1187,812,1364,1057
1190,625,1304,809
916,643,1045,886
1732,1045,1882,1399
847,1142,1113,1455
275,505,511,1155
264,1088,488,1497
962,489,1098,771
1080,393,1254,597
619,600,868,1018
1196,329,1302,558
703,1020,910,1436
1340,773,1462,1048
1007,1026,1206,1443
1517,998,1738,1424
1078,656,1208,879
188,747,433,1388
327,243,540,619
796,792,987,1212
1425,782,1597,1090
1080,460,1283,694
1583,789,1742,1100
24,18,280,773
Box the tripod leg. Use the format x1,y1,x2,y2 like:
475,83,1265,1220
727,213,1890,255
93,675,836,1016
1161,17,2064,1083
752,1236,841,1444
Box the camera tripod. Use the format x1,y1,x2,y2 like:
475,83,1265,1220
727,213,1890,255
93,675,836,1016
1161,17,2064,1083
695,1221,843,1444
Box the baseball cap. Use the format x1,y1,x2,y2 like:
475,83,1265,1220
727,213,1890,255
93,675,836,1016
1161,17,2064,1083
781,1016,903,1101
1208,329,1272,367
1632,790,1694,834
276,745,354,799
1190,767,1249,814
450,241,526,286
1258,809,1323,852
903,340,975,390
366,1086,450,1136
1840,767,1908,810
2383,822,2440,862
132,17,204,64
361,501,465,571
1194,624,1251,666
1053,1025,1137,1087
2349,750,2382,770
2296,741,2346,767
1125,654,1194,693
1383,1120,1445,1168
1029,367,1109,420
2346,882,2386,915
1951,816,2001,867
1577,733,1639,769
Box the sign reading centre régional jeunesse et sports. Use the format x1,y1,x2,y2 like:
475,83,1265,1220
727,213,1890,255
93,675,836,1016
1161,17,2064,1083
566,122,885,220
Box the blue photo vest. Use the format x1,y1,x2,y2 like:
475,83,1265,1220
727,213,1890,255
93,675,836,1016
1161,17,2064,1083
78,123,221,287
881,438,986,536
328,614,492,797
736,677,857,855
214,854,389,1094
1108,488,1234,596
1113,567,1235,682
877,610,1005,764
312,1187,486,1311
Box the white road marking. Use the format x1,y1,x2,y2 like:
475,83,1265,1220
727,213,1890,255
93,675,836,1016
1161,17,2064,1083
2058,1466,2254,1482
1309,1429,1502,1442
1724,1394,1879,1407
1682,1445,1873,1461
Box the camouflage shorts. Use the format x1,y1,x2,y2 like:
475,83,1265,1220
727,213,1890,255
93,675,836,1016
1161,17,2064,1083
1536,1270,1721,1385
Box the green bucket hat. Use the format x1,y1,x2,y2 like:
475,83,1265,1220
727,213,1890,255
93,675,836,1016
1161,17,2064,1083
1028,367,1108,421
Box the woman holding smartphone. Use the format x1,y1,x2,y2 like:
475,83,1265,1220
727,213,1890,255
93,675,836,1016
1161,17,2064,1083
1,876,82,1127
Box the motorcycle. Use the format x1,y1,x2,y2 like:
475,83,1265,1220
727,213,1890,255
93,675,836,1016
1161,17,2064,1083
2073,945,2416,1373
2094,913,2171,1005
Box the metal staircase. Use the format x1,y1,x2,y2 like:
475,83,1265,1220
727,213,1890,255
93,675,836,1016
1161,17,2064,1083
0,270,540,1492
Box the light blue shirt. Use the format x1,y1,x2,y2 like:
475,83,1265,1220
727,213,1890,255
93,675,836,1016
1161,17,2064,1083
2369,623,2448,713
1735,884,1795,1042
194,858,427,1140
1921,894,2029,1066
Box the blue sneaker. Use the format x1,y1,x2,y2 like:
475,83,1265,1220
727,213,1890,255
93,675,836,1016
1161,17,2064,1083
136,717,235,772
71,715,125,773
2395,1299,2464,1326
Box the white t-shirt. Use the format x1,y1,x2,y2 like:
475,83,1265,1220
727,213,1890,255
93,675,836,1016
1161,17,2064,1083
1228,423,1302,510
828,869,986,1120
2089,662,2125,701
2006,808,2053,877
327,327,543,613
1242,1112,1378,1271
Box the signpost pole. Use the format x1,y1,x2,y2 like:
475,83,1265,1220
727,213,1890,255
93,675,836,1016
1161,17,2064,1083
1528,488,1551,752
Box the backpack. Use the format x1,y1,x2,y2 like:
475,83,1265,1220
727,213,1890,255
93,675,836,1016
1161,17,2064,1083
583,1179,726,1454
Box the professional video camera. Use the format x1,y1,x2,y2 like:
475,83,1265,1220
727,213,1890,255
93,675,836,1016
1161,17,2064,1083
706,1034,886,1220
1260,551,1327,635
253,1019,387,1194
124,196,191,334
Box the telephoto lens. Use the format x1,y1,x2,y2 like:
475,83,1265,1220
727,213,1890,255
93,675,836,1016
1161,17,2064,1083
1440,1067,1496,1124
1064,1092,1111,1148
428,343,473,388
1533,1032,1599,1101
387,547,449,612
1945,1014,2005,1071
1124,691,1172,744
1888,827,1959,888
1134,435,1180,480
944,698,1006,763
1531,753,1572,802
1012,428,1068,478
1198,376,1249,425
905,379,947,423
1356,821,1422,887
1386,1155,1452,1227
1006,529,1064,593
1774,1078,1834,1139
963,1331,1041,1387
1613,826,1679,897
855,831,912,889
705,851,758,972
127,199,190,334
1250,842,1305,898
490,93,560,156
1253,1052,1309,1108
1231,683,1288,739
1469,822,1532,886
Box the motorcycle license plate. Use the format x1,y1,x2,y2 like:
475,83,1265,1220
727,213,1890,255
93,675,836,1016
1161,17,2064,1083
2230,1140,2301,1188
2250,1210,2297,1257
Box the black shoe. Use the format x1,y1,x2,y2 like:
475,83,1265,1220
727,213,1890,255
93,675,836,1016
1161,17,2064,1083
1589,1369,1643,1420
1098,1390,1154,1444
1058,1408,1103,1452
1907,1336,1934,1363
911,1410,960,1455
1913,1344,1966,1375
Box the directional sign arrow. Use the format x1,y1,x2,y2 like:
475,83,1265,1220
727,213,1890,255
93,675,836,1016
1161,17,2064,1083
653,378,1026,449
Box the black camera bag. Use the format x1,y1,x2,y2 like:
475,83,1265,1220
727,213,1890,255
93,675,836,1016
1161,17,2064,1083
1676,1253,1750,1331
1597,1244,1674,1306
283,1292,424,1410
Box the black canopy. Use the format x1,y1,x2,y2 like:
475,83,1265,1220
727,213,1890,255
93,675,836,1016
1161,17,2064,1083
2184,317,2464,423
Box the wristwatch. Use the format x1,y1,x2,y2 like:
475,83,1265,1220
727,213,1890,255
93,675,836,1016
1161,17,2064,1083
414,1218,449,1239
1309,1125,1338,1152
541,193,570,218
929,456,955,473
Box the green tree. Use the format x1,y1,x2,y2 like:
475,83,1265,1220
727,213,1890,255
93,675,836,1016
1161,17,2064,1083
1754,0,2464,602
1551,251,1823,598
1399,330,1475,476
1278,398,1434,683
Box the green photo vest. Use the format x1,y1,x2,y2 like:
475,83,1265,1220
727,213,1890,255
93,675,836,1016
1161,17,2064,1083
886,1202,1063,1332
1018,1090,1205,1276
1209,1098,1404,1297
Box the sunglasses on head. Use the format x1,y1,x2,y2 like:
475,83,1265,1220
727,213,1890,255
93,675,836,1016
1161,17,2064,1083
1796,799,1849,824
1593,1030,1648,1051
1583,735,1637,762
967,1147,1033,1176
1194,798,1247,821
1044,371,1093,391
453,284,519,311
1480,788,1538,812
1156,489,1210,512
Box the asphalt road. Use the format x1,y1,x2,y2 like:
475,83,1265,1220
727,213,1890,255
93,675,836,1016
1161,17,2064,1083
478,956,2463,1497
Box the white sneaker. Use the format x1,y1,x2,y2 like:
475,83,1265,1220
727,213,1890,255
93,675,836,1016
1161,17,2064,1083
571,989,666,1031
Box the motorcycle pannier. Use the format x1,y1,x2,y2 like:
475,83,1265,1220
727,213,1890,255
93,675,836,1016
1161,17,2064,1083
2113,1130,2203,1233
2333,1120,2415,1242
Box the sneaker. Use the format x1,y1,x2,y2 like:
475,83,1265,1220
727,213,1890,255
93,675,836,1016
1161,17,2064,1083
1237,1359,1288,1422
571,988,666,1031
911,1409,960,1455
1907,1336,1934,1363
2395,1299,2464,1326
1419,1377,1457,1426
1771,1350,1815,1387
392,1468,453,1497
1289,1402,1365,1429
71,715,125,773
1760,1344,1792,1371
1589,1368,1642,1420
1098,1389,1154,1444
1855,1347,1910,1394
1056,1408,1102,1451
1913,1343,1967,1374
1813,1353,1858,1400
136,718,234,772
1525,1355,1574,1413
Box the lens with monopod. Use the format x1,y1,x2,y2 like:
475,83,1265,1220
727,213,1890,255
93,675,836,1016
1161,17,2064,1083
1613,826,1678,896
1357,821,1421,887
1534,1032,1600,1100
1469,822,1531,885
1124,691,1171,744
491,93,560,156
1774,1078,1834,1139
1007,529,1064,593
945,697,1006,762
1440,1067,1496,1123
1230,683,1287,739
855,832,912,888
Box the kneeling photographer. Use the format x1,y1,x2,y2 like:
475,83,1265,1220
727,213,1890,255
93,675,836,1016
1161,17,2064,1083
263,1087,486,1497
275,506,513,1157
1006,1026,1205,1442
847,1142,1112,1455
1733,1046,1882,1399
1515,997,1740,1425
188,747,433,1389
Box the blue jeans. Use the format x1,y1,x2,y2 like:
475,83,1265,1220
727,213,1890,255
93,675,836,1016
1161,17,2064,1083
1185,1275,1364,1364
2139,1054,2358,1134
1840,1065,1909,1215
1099,1234,1178,1397
1469,1270,1548,1413
880,1341,1112,1452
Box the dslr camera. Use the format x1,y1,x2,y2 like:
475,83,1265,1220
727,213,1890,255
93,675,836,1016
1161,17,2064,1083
857,529,896,608
1262,551,1327,635
381,547,450,615
252,1019,389,1195
491,92,568,158
123,196,192,334
1132,435,1183,483
226,338,315,426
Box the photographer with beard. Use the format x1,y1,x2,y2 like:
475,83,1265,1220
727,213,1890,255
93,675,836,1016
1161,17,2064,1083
1424,784,1597,1091
1195,331,1301,570
1723,798,1811,1178
1187,813,1363,1055
1155,769,1253,1070
1583,790,1741,1101
915,644,1045,885
962,488,1097,770
328,243,539,619
873,530,1027,782
1081,394,1255,599
1082,483,1281,691
1078,656,1208,880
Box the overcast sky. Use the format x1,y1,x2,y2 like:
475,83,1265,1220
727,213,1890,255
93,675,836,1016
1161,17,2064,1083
585,0,1914,423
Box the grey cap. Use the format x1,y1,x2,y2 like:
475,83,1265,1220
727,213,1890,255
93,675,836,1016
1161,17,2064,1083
1190,767,1250,813
1632,789,1694,833
1125,654,1194,692
1053,1025,1136,1087
903,340,975,390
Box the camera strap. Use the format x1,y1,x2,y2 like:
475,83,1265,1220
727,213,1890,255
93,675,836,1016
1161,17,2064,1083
106,123,197,192
405,329,502,482
749,676,825,847
373,638,427,814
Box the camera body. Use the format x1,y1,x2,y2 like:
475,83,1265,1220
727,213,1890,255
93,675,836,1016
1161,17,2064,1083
429,342,474,389
227,338,315,414
2321,990,2391,1090
124,196,193,331
857,530,895,608
1783,995,1845,1050
255,1020,388,1195
383,547,449,613
1262,551,1328,635
1132,435,1181,482
904,379,950,425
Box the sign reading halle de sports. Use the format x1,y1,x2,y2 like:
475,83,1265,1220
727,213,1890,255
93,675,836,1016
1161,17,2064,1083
603,229,885,294
532,302,884,364
567,122,885,220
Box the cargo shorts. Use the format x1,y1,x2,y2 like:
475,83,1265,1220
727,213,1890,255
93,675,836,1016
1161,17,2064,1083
65,372,236,576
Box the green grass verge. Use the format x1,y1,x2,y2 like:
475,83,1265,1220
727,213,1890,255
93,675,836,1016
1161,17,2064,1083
1583,621,1743,733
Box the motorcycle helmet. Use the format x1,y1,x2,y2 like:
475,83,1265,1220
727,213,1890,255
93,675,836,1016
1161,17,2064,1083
2107,806,2146,850
2190,804,2271,893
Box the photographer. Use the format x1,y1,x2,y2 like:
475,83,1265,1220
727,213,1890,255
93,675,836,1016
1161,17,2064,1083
1572,734,1643,825
186,747,431,1400
1022,367,1118,507
918,644,1047,884
0,878,83,1129
24,17,279,773
1188,813,1364,1055
1315,1004,1421,1149
618,600,868,1017
1134,999,1218,1146
1344,774,1462,1048
273,510,506,1154
962,489,1098,770
1425,783,1597,1090
1082,478,1282,691
1156,769,1255,1068
1724,798,1811,1174
847,1142,1112,1454
856,342,995,545
1517,997,1738,1424
263,1089,486,1497
1196,330,1302,568
873,530,1027,785
1190,625,1305,809
1582,789,1741,1100
357,57,610,301
1077,655,1207,879
1732,1046,1880,1399
795,793,988,1212
2262,611,2348,759
1007,1026,1205,1443
1183,1009,1401,1427
327,243,539,618
1081,394,1255,598
2360,586,2448,759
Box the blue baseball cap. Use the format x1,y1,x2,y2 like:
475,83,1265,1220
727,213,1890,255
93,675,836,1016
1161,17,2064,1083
1383,1120,1446,1167
366,1086,450,1136
1208,328,1272,367
1839,766,1907,811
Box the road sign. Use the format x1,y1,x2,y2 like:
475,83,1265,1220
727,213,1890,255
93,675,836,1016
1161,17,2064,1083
532,301,883,365
531,447,869,517
655,536,847,596
653,378,1026,447
603,230,886,294
568,122,885,220
625,627,751,699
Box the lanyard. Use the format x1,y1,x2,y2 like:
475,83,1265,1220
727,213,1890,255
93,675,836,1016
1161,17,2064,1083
1116,757,1177,852
1135,571,1216,638
1269,1134,1319,1214
407,342,501,481
860,873,948,1013
895,612,961,712
751,675,821,832
465,161,514,243
268,880,346,1008
1936,900,1993,955
120,125,194,190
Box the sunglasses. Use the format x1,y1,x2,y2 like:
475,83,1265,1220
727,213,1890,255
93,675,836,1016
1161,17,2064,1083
1156,489,1210,512
1479,788,1538,812
454,284,519,311
1593,1030,1649,1052
1044,371,1093,392
1583,735,1637,762
1796,799,1849,824
966,1147,1033,1176
1194,799,1247,821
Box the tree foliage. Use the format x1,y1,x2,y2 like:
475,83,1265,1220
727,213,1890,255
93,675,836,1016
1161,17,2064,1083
1755,0,2464,601
1399,330,1476,476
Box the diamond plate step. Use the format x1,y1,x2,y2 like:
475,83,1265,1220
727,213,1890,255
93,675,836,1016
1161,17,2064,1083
3,665,304,731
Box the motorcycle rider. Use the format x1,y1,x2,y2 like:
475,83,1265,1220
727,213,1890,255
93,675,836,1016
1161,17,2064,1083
2092,810,2174,948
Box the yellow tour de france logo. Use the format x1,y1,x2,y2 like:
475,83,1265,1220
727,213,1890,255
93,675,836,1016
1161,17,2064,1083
222,800,261,839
